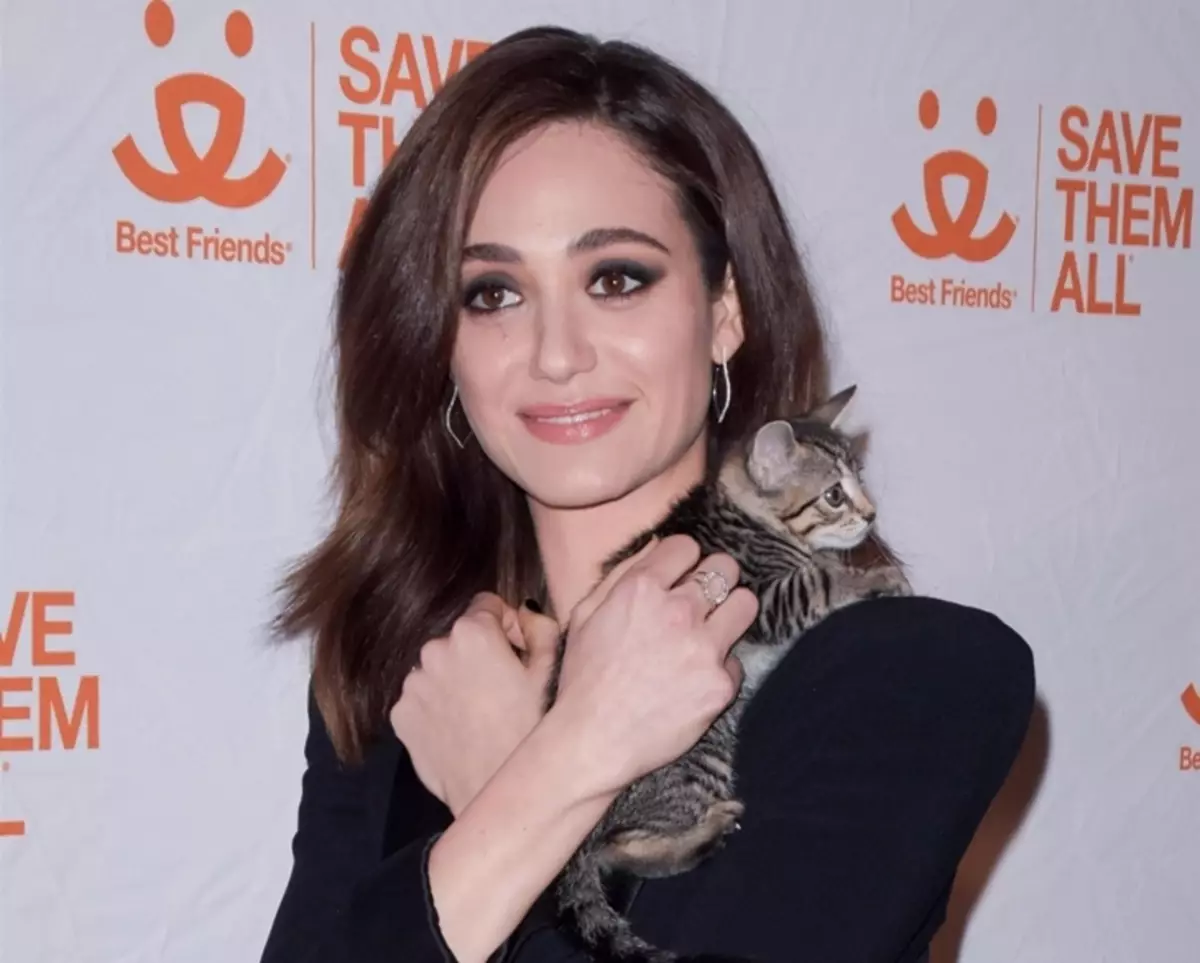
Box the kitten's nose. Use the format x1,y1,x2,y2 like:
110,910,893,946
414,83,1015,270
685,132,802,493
863,510,876,524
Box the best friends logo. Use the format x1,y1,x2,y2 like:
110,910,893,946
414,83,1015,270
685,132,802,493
0,591,100,839
112,1,293,266
891,90,1020,311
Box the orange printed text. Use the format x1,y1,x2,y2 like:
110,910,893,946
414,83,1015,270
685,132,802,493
1049,108,1193,315
337,29,491,262
0,591,99,753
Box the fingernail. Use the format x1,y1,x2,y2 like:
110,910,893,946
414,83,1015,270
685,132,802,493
522,598,542,614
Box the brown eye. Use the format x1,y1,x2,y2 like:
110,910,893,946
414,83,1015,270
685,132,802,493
587,262,659,300
464,282,521,313
591,270,640,298
599,272,628,296
824,485,845,507
479,286,507,309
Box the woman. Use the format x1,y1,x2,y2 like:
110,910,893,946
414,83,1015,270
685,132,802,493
259,25,1035,963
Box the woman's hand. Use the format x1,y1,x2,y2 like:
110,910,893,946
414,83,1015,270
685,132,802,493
390,592,560,817
548,534,759,796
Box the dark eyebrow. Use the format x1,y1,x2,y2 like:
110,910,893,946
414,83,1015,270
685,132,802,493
461,226,670,263
570,227,670,256
461,242,520,263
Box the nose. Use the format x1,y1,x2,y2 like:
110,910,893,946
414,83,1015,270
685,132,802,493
529,299,596,384
862,510,876,524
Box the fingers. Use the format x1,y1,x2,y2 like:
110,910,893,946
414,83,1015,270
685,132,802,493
463,591,507,620
570,536,661,626
516,605,561,672
724,649,745,692
674,552,740,619
462,591,523,649
702,586,759,658
632,534,705,590
574,536,745,637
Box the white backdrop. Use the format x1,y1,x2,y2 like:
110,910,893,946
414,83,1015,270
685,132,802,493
1,1,1197,961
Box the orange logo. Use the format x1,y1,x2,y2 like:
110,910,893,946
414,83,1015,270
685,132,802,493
1183,684,1200,725
113,2,286,208
893,90,1016,262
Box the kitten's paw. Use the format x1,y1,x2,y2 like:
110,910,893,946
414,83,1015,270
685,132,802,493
603,799,746,877
703,798,745,835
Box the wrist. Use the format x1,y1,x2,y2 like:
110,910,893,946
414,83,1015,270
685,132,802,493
534,701,628,803
427,711,624,963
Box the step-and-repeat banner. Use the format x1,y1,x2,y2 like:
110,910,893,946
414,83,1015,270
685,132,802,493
2,2,1196,961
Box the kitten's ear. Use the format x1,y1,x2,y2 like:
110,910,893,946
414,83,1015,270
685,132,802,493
848,430,870,464
747,420,797,491
807,385,857,428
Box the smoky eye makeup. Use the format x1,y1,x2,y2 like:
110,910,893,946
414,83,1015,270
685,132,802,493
461,272,519,312
589,259,663,287
459,257,666,313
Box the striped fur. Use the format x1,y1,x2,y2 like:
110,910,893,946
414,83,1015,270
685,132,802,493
543,386,911,961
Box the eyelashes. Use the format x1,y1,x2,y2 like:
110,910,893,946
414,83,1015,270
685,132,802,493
588,259,663,297
461,259,664,315
462,275,521,313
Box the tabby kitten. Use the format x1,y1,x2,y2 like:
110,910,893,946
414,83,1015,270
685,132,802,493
541,385,912,962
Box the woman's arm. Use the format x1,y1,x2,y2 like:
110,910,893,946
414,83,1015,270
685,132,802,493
261,536,755,963
423,714,621,960
362,536,752,962
258,683,603,963
348,710,623,963
258,684,396,963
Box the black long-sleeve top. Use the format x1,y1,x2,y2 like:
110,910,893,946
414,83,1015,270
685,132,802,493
259,595,1035,962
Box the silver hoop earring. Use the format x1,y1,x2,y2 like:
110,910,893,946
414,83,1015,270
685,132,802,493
444,385,469,449
711,352,731,424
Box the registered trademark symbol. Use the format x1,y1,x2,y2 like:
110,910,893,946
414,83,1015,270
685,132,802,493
1,761,9,772
286,243,293,252
285,153,292,164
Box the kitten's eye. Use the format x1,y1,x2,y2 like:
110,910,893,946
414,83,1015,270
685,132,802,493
824,485,846,508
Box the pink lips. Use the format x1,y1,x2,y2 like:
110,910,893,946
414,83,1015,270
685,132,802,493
518,398,632,445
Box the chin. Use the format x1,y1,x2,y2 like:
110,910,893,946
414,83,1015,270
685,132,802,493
520,465,639,511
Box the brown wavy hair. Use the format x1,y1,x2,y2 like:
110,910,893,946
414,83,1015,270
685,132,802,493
273,25,866,763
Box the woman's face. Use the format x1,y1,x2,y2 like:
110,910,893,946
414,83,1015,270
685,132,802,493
451,121,743,510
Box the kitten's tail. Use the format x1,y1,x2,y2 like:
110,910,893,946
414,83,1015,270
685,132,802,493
559,855,675,963
559,856,758,963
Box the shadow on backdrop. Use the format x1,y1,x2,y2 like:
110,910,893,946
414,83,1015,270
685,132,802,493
931,695,1050,963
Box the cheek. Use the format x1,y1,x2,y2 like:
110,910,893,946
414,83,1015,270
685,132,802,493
622,293,713,402
451,324,522,416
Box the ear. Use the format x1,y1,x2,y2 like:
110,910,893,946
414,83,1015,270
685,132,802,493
711,265,745,364
747,420,797,491
806,385,857,428
848,429,870,464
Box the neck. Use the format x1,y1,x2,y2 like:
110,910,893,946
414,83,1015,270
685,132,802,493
528,435,708,624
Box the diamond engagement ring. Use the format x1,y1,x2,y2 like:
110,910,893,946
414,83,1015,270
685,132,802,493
691,569,731,611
